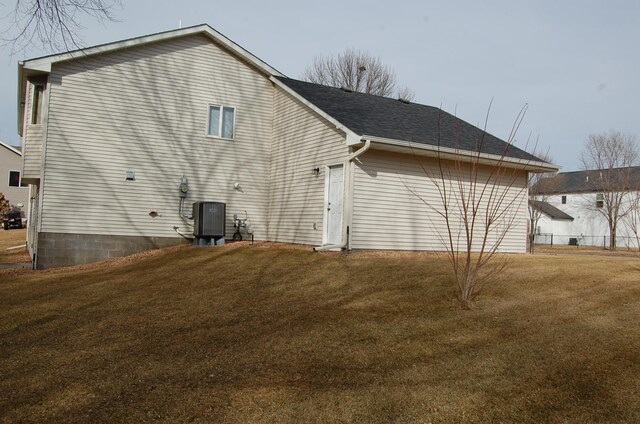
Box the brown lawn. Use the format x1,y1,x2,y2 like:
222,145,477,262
0,227,30,264
1,243,640,423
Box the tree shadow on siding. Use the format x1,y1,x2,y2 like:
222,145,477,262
43,34,274,248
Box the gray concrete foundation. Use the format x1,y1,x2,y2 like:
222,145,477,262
35,232,190,269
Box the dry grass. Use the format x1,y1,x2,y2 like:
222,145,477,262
1,243,640,423
0,228,30,264
535,244,640,257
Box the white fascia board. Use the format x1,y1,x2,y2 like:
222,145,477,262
362,135,560,172
21,24,283,77
200,27,283,77
17,64,24,136
271,76,362,142
0,140,22,156
21,26,212,72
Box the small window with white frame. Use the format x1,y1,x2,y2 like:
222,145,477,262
8,171,21,187
207,104,235,139
596,193,604,208
31,84,45,125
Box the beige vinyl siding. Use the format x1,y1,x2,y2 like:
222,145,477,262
351,150,529,252
22,83,45,180
268,87,349,245
40,34,273,239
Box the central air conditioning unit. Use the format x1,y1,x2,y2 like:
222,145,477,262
193,202,226,238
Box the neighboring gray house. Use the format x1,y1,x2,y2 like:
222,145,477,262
532,167,640,247
0,140,29,212
18,24,555,268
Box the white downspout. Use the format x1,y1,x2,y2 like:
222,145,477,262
314,139,371,251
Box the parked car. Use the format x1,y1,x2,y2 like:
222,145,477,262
2,210,23,230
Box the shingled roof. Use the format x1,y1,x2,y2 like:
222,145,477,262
532,166,640,194
276,77,545,163
529,200,574,220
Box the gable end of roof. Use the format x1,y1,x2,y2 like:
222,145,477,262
18,24,284,135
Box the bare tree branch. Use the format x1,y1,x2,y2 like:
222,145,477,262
2,0,122,54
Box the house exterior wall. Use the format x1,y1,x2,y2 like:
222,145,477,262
0,145,29,209
35,34,274,267
268,86,349,245
534,214,574,245
350,149,529,252
537,192,639,248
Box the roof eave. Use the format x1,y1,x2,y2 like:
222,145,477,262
17,63,24,137
0,140,22,156
362,135,560,172
21,24,284,77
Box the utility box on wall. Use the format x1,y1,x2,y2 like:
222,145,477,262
193,202,226,238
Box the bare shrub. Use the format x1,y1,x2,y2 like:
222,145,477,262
402,105,532,309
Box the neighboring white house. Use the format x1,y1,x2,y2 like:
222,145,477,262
532,167,640,248
17,24,555,268
0,140,29,213
529,199,576,245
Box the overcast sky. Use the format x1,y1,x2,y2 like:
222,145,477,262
1,0,638,171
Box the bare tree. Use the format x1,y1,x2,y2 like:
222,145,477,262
401,104,531,309
622,190,640,252
527,151,556,253
580,130,639,250
3,0,121,53
396,86,415,102
302,48,414,100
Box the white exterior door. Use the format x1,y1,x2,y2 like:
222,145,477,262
325,165,344,244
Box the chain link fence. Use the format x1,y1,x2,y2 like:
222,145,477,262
534,233,640,250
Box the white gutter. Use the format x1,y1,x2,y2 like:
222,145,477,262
314,139,371,251
361,135,560,173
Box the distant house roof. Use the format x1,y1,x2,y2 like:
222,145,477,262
532,166,640,194
529,200,574,220
274,77,551,166
0,140,22,156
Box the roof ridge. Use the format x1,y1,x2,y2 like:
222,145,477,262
276,76,439,109
556,165,640,176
